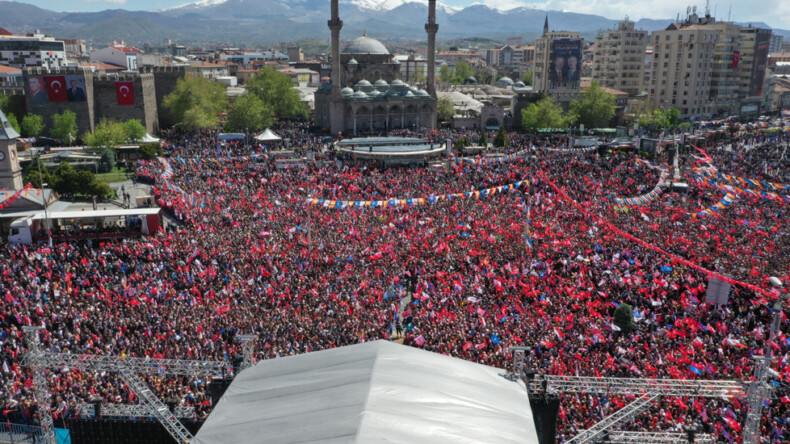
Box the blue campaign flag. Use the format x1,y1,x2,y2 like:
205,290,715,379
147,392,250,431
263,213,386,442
491,334,500,345
689,364,704,375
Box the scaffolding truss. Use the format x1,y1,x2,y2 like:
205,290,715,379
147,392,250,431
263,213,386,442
605,431,714,443
565,394,658,444
118,368,194,443
22,327,58,444
237,335,257,372
528,374,746,398
77,403,195,419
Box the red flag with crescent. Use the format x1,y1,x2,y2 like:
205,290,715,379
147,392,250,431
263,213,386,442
115,81,134,105
45,75,67,102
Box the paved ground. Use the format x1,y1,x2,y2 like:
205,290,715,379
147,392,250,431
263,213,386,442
107,179,155,208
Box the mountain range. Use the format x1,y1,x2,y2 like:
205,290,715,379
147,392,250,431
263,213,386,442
0,0,787,47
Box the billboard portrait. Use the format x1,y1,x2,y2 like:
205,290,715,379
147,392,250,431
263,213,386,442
28,76,48,106
65,75,87,102
549,38,583,86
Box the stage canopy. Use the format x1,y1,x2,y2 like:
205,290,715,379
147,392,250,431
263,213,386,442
255,128,281,142
192,340,538,444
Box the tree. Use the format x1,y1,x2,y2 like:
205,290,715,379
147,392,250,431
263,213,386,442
478,129,487,146
24,156,51,189
246,67,308,119
124,119,147,143
521,96,573,131
569,81,616,129
83,119,128,172
6,113,21,135
452,61,474,84
412,65,426,85
163,74,228,131
613,303,637,334
436,97,455,122
137,143,163,161
453,136,470,151
521,70,533,86
439,64,452,84
493,126,508,148
51,110,78,144
51,161,112,197
21,114,44,138
225,93,274,132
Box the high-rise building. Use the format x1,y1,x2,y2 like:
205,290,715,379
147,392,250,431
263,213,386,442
737,27,772,98
648,10,719,117
533,16,583,104
769,35,784,53
705,21,742,116
592,19,648,96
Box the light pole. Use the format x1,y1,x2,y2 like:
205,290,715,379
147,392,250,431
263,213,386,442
36,157,52,246
742,276,785,444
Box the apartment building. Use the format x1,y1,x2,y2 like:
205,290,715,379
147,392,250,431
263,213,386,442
592,19,648,96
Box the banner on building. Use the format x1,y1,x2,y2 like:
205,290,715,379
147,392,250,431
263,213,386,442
732,50,740,69
45,75,67,102
65,75,87,102
115,81,135,106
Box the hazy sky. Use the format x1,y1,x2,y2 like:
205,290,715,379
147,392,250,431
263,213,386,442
17,0,790,29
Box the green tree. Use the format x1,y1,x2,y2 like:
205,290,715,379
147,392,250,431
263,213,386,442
478,129,487,146
569,82,616,129
521,96,573,131
21,114,44,138
51,110,78,144
124,119,146,143
453,136,470,151
137,143,163,161
613,303,637,334
452,61,474,84
439,64,452,83
83,119,128,172
163,74,228,131
6,113,21,135
436,97,455,122
24,156,51,189
493,126,508,148
521,70,533,86
412,65,426,85
225,93,274,132
246,67,308,119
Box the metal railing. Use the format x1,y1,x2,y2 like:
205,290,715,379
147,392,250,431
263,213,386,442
0,422,46,444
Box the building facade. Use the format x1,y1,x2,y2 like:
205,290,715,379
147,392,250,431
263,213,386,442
0,34,67,69
592,19,648,96
533,17,583,105
648,16,719,117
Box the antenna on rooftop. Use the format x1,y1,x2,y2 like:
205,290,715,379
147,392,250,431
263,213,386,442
728,1,732,21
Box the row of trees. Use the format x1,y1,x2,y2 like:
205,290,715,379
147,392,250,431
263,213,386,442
521,82,617,131
83,118,147,172
1,96,78,141
25,158,112,198
163,67,308,132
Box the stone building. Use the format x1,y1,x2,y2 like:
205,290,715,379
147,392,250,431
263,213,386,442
592,19,648,96
533,16,584,106
22,66,159,135
314,0,437,135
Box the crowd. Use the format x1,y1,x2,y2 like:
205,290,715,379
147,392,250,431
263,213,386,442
0,121,788,442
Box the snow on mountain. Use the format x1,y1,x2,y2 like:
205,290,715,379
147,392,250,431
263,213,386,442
157,0,230,12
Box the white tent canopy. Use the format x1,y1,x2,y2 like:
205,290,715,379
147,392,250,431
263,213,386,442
193,341,539,444
141,133,160,143
255,128,281,142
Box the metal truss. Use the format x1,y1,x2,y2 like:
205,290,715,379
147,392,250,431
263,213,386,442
237,335,256,372
605,431,714,443
22,351,229,379
565,394,658,444
77,403,195,419
22,327,58,444
528,375,746,398
118,368,194,443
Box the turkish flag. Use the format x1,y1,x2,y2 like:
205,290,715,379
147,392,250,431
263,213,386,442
115,81,134,105
45,75,67,102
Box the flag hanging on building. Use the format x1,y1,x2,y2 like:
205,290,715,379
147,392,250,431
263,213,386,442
115,81,135,105
45,75,67,102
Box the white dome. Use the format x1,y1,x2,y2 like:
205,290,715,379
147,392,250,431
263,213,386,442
341,87,354,96
348,58,359,65
342,35,390,55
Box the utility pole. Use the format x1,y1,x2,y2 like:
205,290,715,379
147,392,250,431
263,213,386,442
36,157,52,246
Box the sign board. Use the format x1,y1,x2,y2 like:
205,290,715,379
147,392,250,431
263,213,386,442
706,275,732,305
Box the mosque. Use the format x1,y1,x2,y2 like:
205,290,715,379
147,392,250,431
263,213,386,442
315,0,438,135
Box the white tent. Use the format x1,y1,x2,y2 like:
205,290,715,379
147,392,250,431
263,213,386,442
255,128,281,142
141,133,160,143
193,340,539,444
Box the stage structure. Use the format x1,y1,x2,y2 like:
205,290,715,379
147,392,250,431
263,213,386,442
510,347,751,444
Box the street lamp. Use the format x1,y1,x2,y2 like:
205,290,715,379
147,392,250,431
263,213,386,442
36,157,52,246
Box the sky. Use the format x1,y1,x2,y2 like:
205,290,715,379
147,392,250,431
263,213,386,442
15,0,790,29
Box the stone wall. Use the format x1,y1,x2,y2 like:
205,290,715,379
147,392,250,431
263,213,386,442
140,66,196,129
92,72,159,134
23,66,95,136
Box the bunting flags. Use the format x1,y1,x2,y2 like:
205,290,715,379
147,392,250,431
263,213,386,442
612,168,670,206
695,193,737,218
307,180,529,210
695,164,789,192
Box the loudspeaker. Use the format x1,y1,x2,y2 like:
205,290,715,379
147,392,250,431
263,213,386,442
529,395,560,444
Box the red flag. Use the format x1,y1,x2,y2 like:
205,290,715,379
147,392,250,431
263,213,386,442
116,81,135,105
45,75,67,102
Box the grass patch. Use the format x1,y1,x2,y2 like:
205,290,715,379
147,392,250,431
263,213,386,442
95,168,131,185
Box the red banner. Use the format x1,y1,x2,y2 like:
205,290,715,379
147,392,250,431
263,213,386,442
115,81,134,106
732,50,740,69
45,75,67,102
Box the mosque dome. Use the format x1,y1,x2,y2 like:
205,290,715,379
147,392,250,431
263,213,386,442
415,89,430,97
341,87,354,96
497,76,514,85
351,90,368,99
464,76,477,85
374,79,389,89
347,58,359,65
342,34,390,55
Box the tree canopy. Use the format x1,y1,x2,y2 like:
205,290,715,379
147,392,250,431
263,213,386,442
21,114,44,138
225,93,274,132
50,110,78,143
124,119,147,143
6,113,21,135
436,97,455,122
521,96,573,131
163,74,228,131
245,67,308,119
493,126,508,148
569,82,616,129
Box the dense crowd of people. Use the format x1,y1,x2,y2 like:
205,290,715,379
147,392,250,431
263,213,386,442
1,120,789,442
